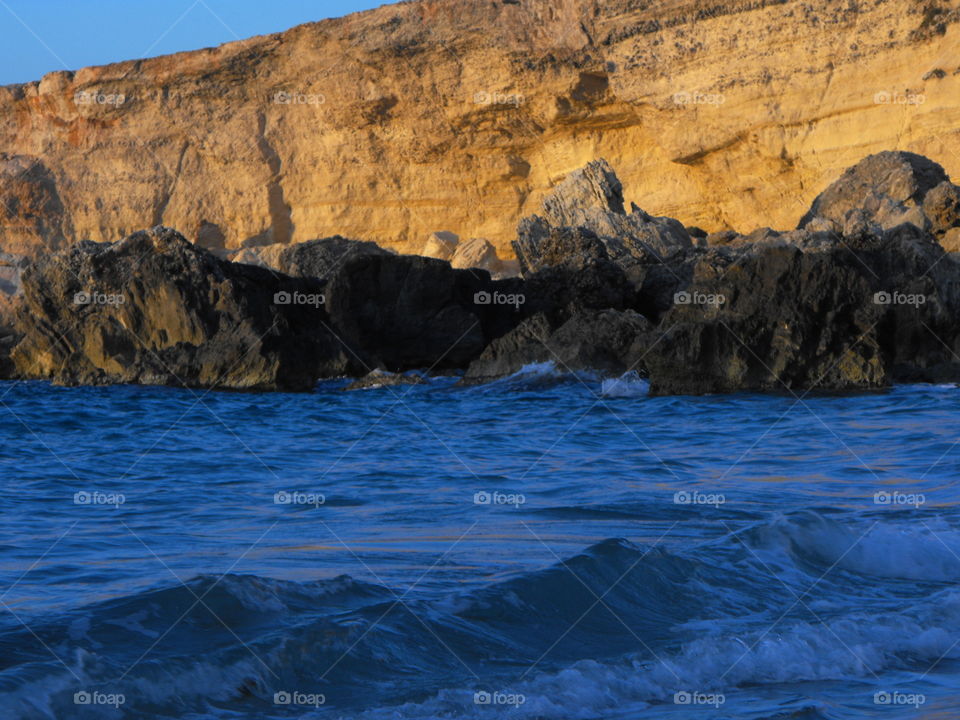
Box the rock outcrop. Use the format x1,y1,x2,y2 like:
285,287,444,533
9,152,960,396
0,0,957,258
799,151,953,234
473,152,960,394
10,228,531,387
10,227,349,390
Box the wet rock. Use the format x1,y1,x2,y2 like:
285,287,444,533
343,368,426,391
517,226,633,320
465,309,654,381
646,244,889,395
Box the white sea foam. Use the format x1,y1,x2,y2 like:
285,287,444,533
601,372,649,398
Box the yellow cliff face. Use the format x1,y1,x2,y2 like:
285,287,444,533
0,0,957,258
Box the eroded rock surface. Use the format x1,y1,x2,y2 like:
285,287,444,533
0,1,957,257
11,227,348,390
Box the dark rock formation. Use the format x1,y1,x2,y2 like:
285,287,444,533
496,153,960,394
343,368,426,391
269,237,520,372
10,227,350,390
465,309,653,381
276,236,391,280
10,152,960,397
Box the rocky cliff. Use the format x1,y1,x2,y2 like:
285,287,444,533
1,0,958,258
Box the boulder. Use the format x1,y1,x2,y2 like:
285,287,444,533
343,368,426,391
11,227,350,390
799,151,951,232
923,181,960,237
465,309,654,381
265,236,519,372
421,231,459,261
517,226,633,320
277,236,391,279
541,159,625,227
450,237,519,279
646,243,889,395
515,160,692,276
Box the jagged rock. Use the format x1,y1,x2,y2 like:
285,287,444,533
422,231,459,261
517,226,633,320
276,236,391,279
464,309,653,381
923,181,960,237
10,227,350,390
516,161,692,272
646,222,960,394
646,244,889,395
541,159,625,227
343,368,426,391
799,151,951,233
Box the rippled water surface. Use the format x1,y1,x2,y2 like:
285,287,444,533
1,368,959,719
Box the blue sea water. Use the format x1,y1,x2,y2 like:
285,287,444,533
1,366,959,719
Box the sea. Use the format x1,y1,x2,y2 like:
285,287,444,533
0,365,958,719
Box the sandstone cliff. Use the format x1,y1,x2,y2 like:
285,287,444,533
1,0,958,257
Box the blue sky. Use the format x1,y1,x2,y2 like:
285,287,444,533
0,0,393,85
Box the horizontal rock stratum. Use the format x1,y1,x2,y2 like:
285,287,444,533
1,0,958,257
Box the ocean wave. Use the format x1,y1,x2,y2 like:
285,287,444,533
3,514,959,718
600,372,649,398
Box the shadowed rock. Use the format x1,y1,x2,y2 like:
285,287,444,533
11,227,349,390
465,309,653,381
